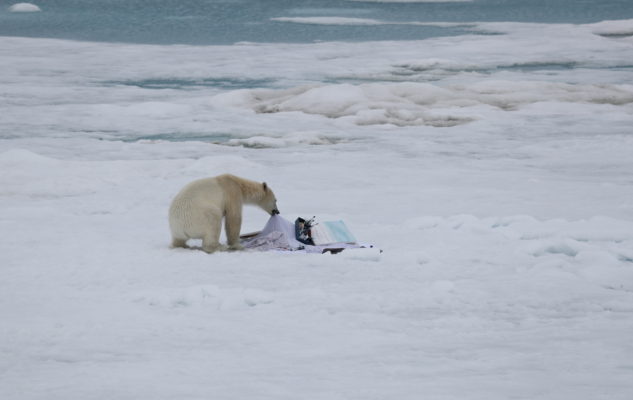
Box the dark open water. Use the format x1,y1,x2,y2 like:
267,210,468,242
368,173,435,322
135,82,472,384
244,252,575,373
1,0,632,44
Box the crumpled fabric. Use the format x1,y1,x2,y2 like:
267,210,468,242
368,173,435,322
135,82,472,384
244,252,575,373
242,231,297,252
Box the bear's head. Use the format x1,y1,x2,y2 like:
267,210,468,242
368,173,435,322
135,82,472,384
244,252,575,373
261,182,280,216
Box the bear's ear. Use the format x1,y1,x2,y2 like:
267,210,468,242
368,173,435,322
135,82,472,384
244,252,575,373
263,182,268,192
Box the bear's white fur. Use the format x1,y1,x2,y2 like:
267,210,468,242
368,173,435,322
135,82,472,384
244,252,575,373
169,174,279,253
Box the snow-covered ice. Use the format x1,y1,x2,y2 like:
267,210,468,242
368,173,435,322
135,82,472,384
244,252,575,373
1,19,633,399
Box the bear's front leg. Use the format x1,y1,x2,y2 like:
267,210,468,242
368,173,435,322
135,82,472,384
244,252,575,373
225,208,245,251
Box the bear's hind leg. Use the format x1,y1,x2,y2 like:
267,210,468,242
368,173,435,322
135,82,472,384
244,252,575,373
171,238,188,249
225,208,244,251
202,210,223,254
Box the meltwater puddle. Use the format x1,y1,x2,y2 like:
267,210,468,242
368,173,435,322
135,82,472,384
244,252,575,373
121,133,234,143
105,77,277,90
119,132,350,148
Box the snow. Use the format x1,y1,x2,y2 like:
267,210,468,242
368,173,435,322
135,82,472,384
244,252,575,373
589,19,633,37
8,3,41,12
2,19,633,399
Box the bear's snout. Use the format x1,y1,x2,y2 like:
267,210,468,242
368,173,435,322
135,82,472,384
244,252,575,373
272,208,280,215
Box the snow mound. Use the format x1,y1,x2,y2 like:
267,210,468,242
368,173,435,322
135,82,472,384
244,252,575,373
214,82,633,127
8,3,41,12
402,215,633,292
590,19,633,37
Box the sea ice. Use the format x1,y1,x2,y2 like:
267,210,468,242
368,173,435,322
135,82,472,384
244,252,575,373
8,3,41,12
1,17,633,400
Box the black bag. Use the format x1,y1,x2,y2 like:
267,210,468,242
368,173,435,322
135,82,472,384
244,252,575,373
294,217,315,246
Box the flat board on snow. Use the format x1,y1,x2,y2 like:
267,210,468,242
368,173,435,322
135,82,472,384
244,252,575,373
310,220,356,245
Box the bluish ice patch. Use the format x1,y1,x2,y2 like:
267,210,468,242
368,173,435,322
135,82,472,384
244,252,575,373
604,65,633,72
329,61,583,85
122,133,234,143
495,62,579,72
106,77,277,90
596,31,633,38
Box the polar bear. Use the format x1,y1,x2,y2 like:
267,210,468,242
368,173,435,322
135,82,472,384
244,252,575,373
169,174,279,253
